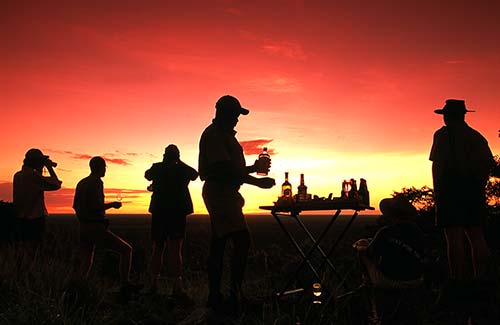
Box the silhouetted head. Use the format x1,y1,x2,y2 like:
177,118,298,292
434,99,473,126
214,95,249,129
379,196,418,222
23,148,48,169
89,156,106,177
163,144,180,162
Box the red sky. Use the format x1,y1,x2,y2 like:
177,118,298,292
1,0,499,214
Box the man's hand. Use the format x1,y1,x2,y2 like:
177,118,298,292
254,158,271,174
111,201,122,209
256,177,275,189
352,238,370,251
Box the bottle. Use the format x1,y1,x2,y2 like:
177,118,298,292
358,178,370,206
341,180,350,199
257,147,270,176
348,178,358,199
297,173,308,202
281,172,292,198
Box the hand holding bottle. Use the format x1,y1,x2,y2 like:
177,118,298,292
256,147,271,175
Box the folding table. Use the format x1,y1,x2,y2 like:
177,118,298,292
259,199,374,298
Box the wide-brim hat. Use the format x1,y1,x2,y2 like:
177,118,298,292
215,95,249,116
379,196,418,220
434,99,475,115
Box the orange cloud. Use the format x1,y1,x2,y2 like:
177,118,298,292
44,149,132,166
240,139,274,155
0,181,149,213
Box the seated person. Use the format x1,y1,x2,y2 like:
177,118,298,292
353,196,426,288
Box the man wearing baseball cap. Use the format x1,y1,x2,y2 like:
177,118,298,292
13,148,62,246
429,99,495,284
199,95,275,315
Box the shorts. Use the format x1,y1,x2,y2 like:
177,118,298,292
79,222,124,248
151,213,186,241
202,181,246,238
435,178,487,228
15,217,45,242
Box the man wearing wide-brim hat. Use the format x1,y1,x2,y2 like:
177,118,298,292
352,196,426,289
429,99,495,282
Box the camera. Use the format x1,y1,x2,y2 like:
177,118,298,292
45,158,57,168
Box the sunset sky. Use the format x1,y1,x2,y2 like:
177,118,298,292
1,0,499,215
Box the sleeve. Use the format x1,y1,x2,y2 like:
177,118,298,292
145,164,157,181
367,227,387,258
86,180,104,213
429,130,444,162
39,175,62,191
185,163,199,181
203,131,231,165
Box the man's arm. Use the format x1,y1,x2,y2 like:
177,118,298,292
180,161,199,181
243,174,275,188
145,163,159,181
40,164,62,191
104,202,121,210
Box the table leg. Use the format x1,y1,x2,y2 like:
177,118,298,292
292,210,344,283
272,211,323,297
317,211,359,275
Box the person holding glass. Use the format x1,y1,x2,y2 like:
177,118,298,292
73,156,140,298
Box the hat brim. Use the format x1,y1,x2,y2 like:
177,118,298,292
240,107,249,115
379,197,417,220
434,108,475,114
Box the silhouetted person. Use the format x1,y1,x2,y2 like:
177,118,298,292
430,99,495,282
353,197,426,288
199,95,275,314
145,144,198,295
13,148,61,252
73,156,140,297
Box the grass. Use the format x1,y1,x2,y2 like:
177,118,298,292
1,216,499,324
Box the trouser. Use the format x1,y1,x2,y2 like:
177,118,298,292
207,229,250,297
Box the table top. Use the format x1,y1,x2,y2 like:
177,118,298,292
259,199,374,213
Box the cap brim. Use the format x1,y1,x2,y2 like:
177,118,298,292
240,107,249,115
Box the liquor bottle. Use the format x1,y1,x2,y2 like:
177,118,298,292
257,147,270,176
341,180,350,199
281,172,292,198
348,178,358,199
297,173,308,202
358,178,370,206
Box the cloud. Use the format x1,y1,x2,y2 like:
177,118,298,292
240,139,274,155
0,182,12,202
261,40,307,60
246,75,301,93
238,30,307,60
44,149,132,166
0,182,150,213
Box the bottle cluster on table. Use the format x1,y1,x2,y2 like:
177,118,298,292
276,172,370,207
